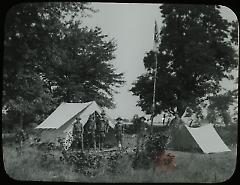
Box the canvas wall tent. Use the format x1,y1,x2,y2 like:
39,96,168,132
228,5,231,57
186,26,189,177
167,123,231,154
35,101,115,148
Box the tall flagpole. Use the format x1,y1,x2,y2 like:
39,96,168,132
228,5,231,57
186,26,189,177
150,21,159,135
150,49,158,135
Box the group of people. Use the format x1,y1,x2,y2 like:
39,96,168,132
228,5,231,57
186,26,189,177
71,110,109,150
71,111,150,152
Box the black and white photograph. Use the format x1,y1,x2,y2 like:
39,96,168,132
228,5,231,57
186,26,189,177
2,2,238,183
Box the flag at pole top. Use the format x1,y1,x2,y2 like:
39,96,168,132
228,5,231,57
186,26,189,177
153,20,160,52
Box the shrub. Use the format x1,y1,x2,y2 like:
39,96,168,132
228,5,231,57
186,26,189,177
62,150,104,176
105,151,124,174
61,148,133,177
145,134,170,160
132,134,170,170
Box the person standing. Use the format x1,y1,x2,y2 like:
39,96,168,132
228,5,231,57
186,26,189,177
115,117,124,150
98,110,108,150
86,114,97,150
72,117,84,150
133,114,139,134
136,116,148,153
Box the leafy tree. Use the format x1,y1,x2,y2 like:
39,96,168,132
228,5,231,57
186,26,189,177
207,74,238,126
3,3,92,128
206,91,235,125
206,109,217,124
4,72,54,129
45,25,125,108
131,5,238,118
3,2,124,129
229,20,238,46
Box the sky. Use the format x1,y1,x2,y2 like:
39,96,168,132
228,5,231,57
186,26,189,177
81,3,238,120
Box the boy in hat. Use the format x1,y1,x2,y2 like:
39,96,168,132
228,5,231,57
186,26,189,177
72,117,84,150
98,110,108,150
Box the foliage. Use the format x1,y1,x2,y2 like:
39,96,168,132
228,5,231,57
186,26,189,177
145,134,170,160
48,25,125,108
61,149,126,177
3,143,237,182
3,2,125,129
15,129,29,143
229,20,238,46
62,150,102,176
208,91,235,111
132,134,170,169
105,151,125,174
3,131,237,182
206,91,236,125
130,5,238,117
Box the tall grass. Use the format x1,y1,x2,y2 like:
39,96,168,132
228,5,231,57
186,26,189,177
3,145,86,182
3,126,237,182
3,143,236,183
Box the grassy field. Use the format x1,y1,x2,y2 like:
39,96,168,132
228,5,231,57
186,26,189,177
3,134,237,183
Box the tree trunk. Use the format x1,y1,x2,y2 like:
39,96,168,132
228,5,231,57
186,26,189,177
176,104,187,118
150,115,154,135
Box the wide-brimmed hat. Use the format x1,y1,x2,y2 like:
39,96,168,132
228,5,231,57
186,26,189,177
116,117,123,121
76,117,81,120
139,116,146,121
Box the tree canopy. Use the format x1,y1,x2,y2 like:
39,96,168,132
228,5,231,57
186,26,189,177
130,5,238,118
206,91,235,125
3,2,125,129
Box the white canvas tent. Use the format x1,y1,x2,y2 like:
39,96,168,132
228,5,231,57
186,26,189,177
35,101,115,149
185,124,231,153
168,123,231,154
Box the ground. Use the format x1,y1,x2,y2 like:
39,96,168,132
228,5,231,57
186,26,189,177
3,133,237,183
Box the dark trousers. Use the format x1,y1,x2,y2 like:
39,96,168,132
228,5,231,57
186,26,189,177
98,131,105,149
72,136,83,150
85,132,96,150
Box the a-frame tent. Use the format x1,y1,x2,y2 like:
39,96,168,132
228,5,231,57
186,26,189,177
167,123,231,154
35,101,115,149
